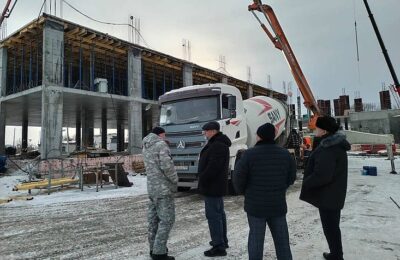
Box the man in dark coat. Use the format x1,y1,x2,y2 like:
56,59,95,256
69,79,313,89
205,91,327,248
198,121,231,257
300,115,351,260
233,123,296,260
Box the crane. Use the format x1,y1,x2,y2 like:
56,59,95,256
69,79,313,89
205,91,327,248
248,0,320,128
0,0,18,27
363,0,400,97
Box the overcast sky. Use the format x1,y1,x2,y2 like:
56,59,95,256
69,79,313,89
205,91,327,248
3,0,400,144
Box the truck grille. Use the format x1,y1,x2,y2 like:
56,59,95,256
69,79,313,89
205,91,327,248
171,153,198,157
174,161,194,167
169,141,204,149
166,130,203,137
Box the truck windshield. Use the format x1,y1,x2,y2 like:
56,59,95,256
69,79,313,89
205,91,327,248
160,96,219,126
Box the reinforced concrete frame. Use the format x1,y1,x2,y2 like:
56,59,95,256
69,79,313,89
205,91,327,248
0,14,286,156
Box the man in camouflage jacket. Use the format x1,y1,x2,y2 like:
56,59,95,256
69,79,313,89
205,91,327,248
143,127,178,260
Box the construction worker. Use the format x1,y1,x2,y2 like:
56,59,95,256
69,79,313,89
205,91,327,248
142,126,178,260
198,121,231,257
300,115,350,260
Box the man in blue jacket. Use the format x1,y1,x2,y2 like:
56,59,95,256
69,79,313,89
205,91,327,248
233,123,296,260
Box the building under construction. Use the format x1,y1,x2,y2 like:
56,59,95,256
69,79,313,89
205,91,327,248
0,14,286,158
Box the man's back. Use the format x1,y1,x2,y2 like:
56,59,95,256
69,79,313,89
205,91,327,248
142,133,178,198
234,142,296,218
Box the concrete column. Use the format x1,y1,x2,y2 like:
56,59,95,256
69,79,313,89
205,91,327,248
128,48,143,154
40,19,64,159
82,110,94,148
117,119,124,152
221,77,228,84
128,101,142,154
101,109,107,149
75,111,81,151
182,63,193,87
88,126,94,147
21,113,28,154
247,85,254,98
42,20,64,87
0,102,5,154
40,87,63,159
0,47,7,97
128,48,142,97
151,105,161,128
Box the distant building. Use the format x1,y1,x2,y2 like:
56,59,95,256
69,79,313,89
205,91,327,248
379,90,392,110
354,98,363,112
349,109,400,143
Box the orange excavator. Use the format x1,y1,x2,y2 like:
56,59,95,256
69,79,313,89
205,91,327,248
248,0,320,129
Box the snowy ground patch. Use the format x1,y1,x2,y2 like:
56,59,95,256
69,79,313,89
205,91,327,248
0,171,148,205
0,155,399,259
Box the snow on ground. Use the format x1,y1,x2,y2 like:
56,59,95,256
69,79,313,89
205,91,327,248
0,155,400,260
0,172,148,205
290,156,400,260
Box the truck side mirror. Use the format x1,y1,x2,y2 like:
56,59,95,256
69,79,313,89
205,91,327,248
228,95,236,118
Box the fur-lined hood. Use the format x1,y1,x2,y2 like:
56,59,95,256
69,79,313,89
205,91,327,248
320,132,351,151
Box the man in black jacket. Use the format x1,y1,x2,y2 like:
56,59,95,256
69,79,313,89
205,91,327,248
300,116,350,260
233,123,296,260
198,121,231,257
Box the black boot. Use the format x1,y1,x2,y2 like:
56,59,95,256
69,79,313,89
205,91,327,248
323,252,344,260
204,247,227,257
150,248,168,257
151,253,175,260
209,241,229,248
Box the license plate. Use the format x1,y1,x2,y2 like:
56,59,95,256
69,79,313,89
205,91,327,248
175,165,189,171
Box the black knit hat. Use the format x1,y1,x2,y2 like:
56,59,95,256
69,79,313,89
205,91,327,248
257,123,275,141
202,121,220,131
316,116,339,133
152,126,165,135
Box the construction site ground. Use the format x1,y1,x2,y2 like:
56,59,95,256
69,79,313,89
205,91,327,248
1,156,400,260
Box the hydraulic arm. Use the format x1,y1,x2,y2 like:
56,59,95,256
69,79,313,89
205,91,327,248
0,0,17,27
248,0,320,127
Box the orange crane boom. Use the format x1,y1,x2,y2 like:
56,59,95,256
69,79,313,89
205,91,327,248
0,0,17,27
248,0,320,128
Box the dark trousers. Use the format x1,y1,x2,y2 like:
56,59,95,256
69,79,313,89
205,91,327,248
247,214,292,260
319,209,343,260
204,196,228,249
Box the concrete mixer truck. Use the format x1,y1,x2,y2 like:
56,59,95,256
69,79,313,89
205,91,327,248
158,83,290,192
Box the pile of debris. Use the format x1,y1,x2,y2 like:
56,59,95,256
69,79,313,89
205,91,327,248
132,161,146,175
